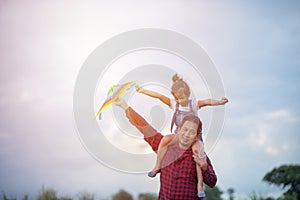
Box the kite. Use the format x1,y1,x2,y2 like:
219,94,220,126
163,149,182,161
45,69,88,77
95,81,136,120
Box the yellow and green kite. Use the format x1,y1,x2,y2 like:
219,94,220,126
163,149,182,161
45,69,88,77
95,81,136,120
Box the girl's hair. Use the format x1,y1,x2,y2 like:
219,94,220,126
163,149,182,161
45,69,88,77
180,114,202,137
171,74,190,97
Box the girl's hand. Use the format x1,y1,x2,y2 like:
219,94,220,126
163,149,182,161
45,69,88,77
220,97,229,105
135,85,144,93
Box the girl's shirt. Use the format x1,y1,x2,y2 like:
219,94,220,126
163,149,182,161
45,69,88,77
169,98,198,133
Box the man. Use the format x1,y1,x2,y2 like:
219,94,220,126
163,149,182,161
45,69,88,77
113,97,217,199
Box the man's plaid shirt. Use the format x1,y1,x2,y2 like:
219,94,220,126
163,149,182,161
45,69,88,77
125,107,217,200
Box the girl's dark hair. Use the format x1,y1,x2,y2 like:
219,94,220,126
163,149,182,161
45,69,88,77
171,74,190,97
179,114,202,136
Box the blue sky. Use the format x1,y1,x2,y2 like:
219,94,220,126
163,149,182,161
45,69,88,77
0,0,300,199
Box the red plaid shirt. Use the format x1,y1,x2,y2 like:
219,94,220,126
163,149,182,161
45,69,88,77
125,107,217,200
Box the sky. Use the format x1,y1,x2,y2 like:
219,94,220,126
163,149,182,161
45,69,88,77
1,0,300,199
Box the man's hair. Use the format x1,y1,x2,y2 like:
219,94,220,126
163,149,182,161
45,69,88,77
179,115,202,136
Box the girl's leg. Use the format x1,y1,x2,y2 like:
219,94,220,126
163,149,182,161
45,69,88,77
193,140,207,169
192,141,207,197
148,134,177,177
196,164,205,198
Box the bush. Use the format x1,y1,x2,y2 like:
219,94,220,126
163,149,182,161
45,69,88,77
112,189,133,200
37,187,58,200
138,193,158,200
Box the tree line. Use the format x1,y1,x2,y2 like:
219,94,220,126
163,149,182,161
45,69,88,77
1,164,299,200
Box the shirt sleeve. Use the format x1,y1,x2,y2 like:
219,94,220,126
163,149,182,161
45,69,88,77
169,97,176,110
192,98,199,112
125,107,163,152
202,156,217,188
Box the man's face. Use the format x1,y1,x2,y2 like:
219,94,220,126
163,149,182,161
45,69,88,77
178,121,199,149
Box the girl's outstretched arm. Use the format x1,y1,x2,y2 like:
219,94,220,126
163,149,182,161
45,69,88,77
136,85,171,106
197,97,228,108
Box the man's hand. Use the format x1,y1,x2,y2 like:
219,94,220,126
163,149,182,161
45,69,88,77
112,96,129,110
193,151,208,170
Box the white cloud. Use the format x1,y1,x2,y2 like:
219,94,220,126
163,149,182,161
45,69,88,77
249,109,298,156
265,109,299,123
266,146,279,156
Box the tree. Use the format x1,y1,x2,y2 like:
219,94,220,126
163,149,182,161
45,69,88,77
112,189,133,200
77,192,94,200
263,164,300,199
204,185,223,200
37,187,58,200
227,188,235,200
22,194,29,200
248,192,276,200
78,191,94,200
59,197,73,200
138,193,158,200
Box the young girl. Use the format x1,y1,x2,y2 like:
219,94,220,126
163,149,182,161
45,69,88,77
136,74,228,198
